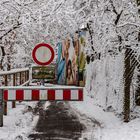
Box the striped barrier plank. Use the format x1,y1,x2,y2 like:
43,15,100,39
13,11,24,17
3,89,83,101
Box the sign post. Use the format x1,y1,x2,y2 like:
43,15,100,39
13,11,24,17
0,89,3,127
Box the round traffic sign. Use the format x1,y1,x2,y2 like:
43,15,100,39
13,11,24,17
32,43,55,66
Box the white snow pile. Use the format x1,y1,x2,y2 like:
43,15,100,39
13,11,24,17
0,102,38,140
85,54,125,114
70,91,140,140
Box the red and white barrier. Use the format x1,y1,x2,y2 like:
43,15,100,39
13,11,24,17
3,88,83,101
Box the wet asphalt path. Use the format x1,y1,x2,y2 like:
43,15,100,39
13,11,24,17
29,102,86,140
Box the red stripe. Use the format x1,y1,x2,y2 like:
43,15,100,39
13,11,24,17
4,90,8,101
48,90,55,100
32,90,39,100
79,89,83,101
63,89,71,100
3,89,83,101
16,90,24,101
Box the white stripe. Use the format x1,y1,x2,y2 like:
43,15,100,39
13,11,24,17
40,90,47,100
8,90,16,100
24,90,32,100
71,90,79,100
55,90,63,100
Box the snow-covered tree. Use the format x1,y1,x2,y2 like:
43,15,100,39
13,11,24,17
0,0,140,121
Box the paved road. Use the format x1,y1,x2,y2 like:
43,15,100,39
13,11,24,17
29,102,86,140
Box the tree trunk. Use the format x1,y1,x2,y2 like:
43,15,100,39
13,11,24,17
135,69,140,105
123,48,137,122
123,48,132,122
123,48,131,122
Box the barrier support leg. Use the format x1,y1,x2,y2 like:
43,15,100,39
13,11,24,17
12,102,16,108
4,102,7,116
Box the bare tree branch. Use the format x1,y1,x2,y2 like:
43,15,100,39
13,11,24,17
0,23,22,40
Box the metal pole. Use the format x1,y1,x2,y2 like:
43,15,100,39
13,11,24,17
0,89,3,127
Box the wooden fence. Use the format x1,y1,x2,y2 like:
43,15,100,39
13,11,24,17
0,68,30,115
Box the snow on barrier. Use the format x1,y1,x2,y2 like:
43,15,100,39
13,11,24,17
0,85,83,127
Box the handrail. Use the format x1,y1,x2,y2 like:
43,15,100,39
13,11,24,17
0,68,29,76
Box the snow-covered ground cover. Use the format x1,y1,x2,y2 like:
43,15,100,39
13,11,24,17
0,91,140,140
70,93,140,140
0,101,38,140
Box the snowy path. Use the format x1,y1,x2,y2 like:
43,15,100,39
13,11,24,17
29,101,100,140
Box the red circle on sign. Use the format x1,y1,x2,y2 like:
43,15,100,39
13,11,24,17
32,43,55,66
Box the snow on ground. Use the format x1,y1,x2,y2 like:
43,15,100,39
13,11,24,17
70,90,140,140
0,101,38,140
0,89,140,140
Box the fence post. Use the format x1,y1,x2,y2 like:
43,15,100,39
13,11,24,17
27,71,29,81
25,71,27,82
4,75,8,86
12,74,16,108
4,75,7,115
26,70,29,85
23,71,25,83
0,89,3,127
20,72,22,85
